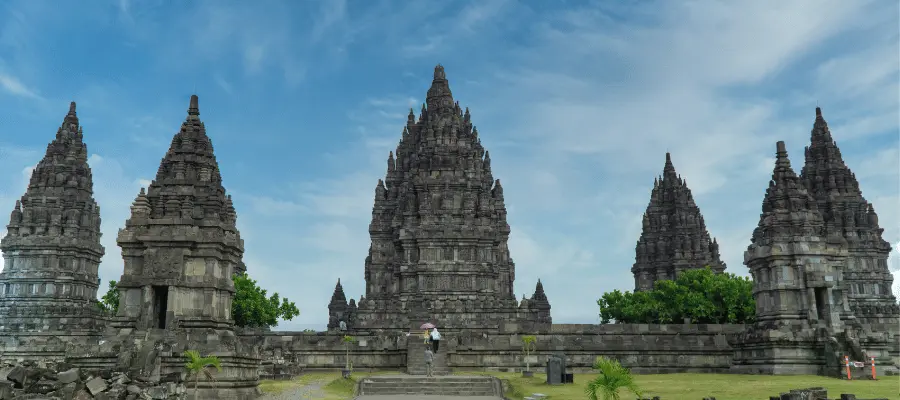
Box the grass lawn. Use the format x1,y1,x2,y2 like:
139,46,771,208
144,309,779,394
258,371,402,399
472,371,898,400
260,371,897,400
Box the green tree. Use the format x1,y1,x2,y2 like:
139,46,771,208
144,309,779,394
597,267,755,324
342,335,356,374
521,335,537,374
584,356,642,400
97,280,120,315
232,272,300,328
183,350,221,400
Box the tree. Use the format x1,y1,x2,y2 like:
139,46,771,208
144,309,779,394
584,356,642,400
342,335,356,376
521,335,537,374
183,350,221,400
597,267,755,324
97,280,120,315
232,272,300,328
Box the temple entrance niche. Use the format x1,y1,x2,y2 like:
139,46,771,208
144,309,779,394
153,285,169,329
815,287,827,321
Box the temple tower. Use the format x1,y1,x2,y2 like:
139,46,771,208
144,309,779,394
110,95,259,399
732,141,899,376
327,279,348,330
116,95,241,331
799,107,898,325
0,102,105,361
351,65,548,332
731,141,854,375
632,153,725,291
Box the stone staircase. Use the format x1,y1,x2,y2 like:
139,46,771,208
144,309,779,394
357,375,503,397
406,339,451,375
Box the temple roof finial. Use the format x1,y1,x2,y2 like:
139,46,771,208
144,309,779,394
188,95,200,117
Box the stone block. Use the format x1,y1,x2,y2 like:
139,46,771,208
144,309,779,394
86,376,107,395
57,368,80,384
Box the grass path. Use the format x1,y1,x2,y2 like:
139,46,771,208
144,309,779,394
259,371,897,400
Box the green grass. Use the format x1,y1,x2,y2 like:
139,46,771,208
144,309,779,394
466,371,898,400
258,371,402,399
260,371,898,400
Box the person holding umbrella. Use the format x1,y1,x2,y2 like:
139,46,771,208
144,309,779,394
420,323,436,346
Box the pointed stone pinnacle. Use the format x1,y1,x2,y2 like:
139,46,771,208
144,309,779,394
188,95,200,117
68,101,76,115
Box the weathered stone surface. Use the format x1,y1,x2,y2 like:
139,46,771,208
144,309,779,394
58,368,79,384
65,96,260,399
85,376,107,395
730,141,898,376
632,153,726,291
335,65,549,333
0,102,105,362
800,108,898,326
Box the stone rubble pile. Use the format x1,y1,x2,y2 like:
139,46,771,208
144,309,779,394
0,362,187,400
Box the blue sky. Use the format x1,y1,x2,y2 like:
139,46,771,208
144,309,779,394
0,0,897,331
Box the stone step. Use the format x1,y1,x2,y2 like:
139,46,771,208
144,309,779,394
362,382,495,389
359,376,502,397
362,389,499,396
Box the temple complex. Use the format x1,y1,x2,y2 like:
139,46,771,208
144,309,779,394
0,70,895,391
0,102,106,362
800,108,898,325
632,153,726,291
332,65,550,332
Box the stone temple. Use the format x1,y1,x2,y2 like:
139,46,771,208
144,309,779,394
0,67,896,399
632,153,726,291
0,103,106,362
329,65,550,333
800,108,897,326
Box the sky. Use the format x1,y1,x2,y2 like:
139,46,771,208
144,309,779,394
0,0,897,331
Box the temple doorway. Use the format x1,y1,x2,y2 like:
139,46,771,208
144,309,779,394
153,285,169,329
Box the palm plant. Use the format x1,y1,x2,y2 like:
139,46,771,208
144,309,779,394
342,335,356,377
521,335,537,375
183,350,222,400
584,356,642,400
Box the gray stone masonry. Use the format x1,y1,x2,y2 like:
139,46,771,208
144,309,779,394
346,65,549,332
357,375,503,397
632,152,726,291
0,102,105,363
0,361,188,399
800,107,898,326
70,95,261,399
731,141,897,376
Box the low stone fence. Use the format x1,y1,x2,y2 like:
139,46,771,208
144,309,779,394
453,323,745,373
252,330,406,376
248,323,746,375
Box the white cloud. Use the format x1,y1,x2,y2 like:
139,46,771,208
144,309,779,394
0,73,41,100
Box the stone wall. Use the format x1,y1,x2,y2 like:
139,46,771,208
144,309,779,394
255,330,406,374
250,323,746,375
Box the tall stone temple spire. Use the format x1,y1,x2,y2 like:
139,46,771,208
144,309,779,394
799,107,897,325
111,95,258,397
116,94,242,330
352,65,549,332
0,102,106,358
632,152,725,291
731,141,859,374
